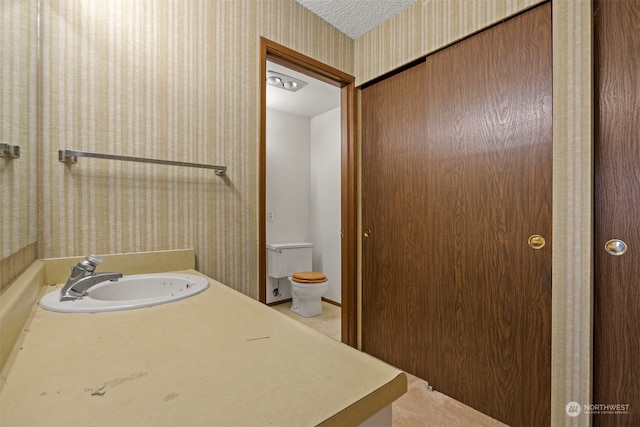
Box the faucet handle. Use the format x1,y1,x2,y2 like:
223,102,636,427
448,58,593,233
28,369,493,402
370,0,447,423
85,254,104,265
75,254,104,274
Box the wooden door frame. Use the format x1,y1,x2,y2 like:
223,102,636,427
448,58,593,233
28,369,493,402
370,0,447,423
258,38,358,347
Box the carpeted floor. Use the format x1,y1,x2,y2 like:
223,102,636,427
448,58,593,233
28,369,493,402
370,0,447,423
272,300,341,341
392,373,507,427
271,301,506,426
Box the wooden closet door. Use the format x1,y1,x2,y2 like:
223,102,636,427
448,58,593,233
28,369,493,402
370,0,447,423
594,0,640,425
361,4,552,425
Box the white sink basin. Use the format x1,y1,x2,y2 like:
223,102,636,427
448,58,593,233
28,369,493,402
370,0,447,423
39,273,209,313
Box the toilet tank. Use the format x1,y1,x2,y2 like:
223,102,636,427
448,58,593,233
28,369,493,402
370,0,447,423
267,242,313,278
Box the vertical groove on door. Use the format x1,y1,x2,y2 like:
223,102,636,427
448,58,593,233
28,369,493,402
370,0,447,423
362,4,552,425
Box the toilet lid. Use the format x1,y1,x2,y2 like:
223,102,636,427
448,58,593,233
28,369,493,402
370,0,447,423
291,271,327,283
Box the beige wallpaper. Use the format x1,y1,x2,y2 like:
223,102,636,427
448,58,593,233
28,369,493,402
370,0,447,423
2,1,595,423
354,0,541,85
551,2,593,425
38,0,353,298
0,0,39,290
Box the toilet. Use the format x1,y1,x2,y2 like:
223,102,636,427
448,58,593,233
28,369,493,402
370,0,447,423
288,271,328,318
267,242,328,318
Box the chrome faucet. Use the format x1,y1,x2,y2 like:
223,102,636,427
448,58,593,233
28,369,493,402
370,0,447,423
60,255,122,301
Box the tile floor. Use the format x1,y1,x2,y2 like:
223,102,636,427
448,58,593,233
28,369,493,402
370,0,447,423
271,301,506,427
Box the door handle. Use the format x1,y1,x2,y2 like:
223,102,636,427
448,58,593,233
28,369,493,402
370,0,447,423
363,229,371,238
604,239,627,256
528,234,546,250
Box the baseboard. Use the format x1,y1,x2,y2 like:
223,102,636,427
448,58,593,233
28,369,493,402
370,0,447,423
267,298,292,306
322,297,341,307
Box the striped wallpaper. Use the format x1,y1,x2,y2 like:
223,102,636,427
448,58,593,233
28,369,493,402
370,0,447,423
354,0,542,85
0,0,39,290
551,1,594,425
2,2,596,423
36,0,353,297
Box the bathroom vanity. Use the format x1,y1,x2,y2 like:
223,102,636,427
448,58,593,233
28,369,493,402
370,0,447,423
0,267,406,426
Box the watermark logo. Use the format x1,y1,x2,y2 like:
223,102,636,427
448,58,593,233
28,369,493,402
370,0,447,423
566,401,581,417
584,403,630,415
566,401,631,417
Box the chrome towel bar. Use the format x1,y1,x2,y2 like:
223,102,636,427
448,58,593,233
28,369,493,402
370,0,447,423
58,149,226,176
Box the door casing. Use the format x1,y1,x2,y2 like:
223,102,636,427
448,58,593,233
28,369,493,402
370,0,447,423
258,38,358,347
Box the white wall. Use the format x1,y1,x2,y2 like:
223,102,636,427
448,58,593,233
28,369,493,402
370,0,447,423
266,109,311,244
310,107,342,303
266,109,310,303
266,107,341,304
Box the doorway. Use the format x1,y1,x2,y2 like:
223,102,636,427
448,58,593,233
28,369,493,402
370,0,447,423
259,38,357,347
264,60,341,308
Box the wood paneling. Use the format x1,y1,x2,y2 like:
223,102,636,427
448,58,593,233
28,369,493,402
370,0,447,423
362,4,552,425
594,0,640,424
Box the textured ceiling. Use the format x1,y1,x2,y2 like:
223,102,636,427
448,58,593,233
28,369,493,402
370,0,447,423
268,1,420,116
295,0,418,39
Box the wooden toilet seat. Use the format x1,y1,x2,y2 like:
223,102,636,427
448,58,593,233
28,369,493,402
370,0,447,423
291,271,327,284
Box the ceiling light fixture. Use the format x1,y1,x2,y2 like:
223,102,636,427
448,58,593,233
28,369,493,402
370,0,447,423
267,76,283,85
266,70,307,92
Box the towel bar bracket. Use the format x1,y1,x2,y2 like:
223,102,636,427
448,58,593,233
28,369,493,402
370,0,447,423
59,150,77,163
1,143,21,159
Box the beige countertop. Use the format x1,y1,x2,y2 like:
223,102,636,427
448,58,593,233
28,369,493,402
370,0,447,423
0,270,406,426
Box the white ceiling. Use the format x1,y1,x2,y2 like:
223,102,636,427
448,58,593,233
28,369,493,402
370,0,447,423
295,0,418,39
266,61,340,118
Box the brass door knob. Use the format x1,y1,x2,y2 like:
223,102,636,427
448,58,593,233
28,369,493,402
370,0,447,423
363,229,371,238
528,235,546,250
